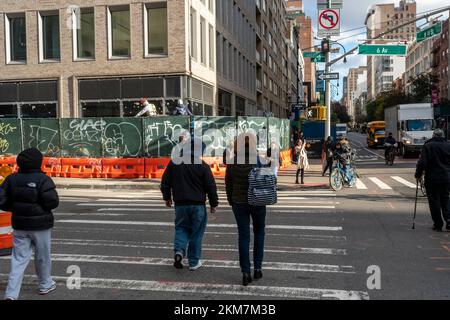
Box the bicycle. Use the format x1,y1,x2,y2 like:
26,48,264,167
330,158,357,191
384,143,397,166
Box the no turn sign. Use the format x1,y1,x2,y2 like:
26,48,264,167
318,9,340,37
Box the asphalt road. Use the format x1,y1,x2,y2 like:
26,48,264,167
0,133,448,300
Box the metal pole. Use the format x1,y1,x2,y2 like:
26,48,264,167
325,50,331,138
324,0,332,139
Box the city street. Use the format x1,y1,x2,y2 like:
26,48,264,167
0,132,448,300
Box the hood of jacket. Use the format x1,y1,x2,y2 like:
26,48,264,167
17,148,43,173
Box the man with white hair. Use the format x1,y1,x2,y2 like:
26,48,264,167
415,129,450,231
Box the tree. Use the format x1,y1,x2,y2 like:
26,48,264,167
410,73,438,103
331,101,351,123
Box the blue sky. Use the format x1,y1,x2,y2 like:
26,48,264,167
302,0,448,100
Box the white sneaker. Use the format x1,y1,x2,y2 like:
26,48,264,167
189,260,202,271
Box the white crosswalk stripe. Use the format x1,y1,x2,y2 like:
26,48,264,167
368,177,393,190
391,176,416,188
355,179,368,190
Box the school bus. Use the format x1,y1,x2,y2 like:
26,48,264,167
367,121,386,148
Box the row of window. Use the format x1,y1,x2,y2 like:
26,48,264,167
4,3,168,64
189,8,215,69
217,33,256,94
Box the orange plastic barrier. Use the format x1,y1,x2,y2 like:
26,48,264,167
0,212,13,256
145,158,171,179
61,158,102,178
102,158,145,179
0,157,18,174
42,157,62,177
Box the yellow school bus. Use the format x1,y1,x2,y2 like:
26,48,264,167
367,121,385,148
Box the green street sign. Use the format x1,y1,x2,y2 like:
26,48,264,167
358,44,407,56
417,22,442,43
303,52,325,63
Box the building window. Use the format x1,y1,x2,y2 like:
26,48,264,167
145,2,168,56
209,24,215,69
108,6,130,58
5,14,27,63
73,8,95,60
39,12,60,61
190,9,197,59
200,17,206,64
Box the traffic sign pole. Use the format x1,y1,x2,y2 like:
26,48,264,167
324,0,332,139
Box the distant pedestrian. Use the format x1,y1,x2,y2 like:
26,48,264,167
0,148,59,300
225,134,268,286
415,129,450,232
135,98,158,117
295,139,309,185
322,136,334,177
161,137,219,270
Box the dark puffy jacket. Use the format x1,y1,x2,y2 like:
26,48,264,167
415,137,450,184
225,163,256,205
0,148,59,231
160,160,219,208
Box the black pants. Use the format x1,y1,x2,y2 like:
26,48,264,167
296,169,304,184
322,158,333,176
425,182,450,228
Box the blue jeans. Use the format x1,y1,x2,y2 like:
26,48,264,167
174,205,207,267
232,204,266,274
4,229,53,300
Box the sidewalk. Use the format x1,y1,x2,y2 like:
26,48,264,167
54,159,330,191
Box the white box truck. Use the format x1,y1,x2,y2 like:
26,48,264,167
384,103,434,157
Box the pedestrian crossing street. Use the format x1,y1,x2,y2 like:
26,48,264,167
0,189,370,300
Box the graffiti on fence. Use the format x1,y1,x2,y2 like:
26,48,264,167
27,125,61,156
143,117,190,157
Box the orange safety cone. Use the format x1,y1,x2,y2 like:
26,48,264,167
0,212,13,256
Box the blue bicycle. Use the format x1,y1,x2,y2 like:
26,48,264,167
330,158,357,191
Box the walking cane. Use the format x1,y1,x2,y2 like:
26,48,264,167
412,179,419,230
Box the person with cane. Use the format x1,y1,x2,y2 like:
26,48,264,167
414,129,450,231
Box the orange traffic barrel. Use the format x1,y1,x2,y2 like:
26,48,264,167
0,212,13,256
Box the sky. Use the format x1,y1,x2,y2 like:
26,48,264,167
302,0,449,100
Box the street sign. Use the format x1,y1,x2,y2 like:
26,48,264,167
318,9,340,37
318,73,339,81
317,0,343,9
316,71,326,92
358,44,408,56
303,52,325,63
417,22,442,43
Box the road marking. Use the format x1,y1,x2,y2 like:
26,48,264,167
54,212,126,217
355,179,367,190
368,177,392,190
0,254,354,273
91,197,335,202
0,274,369,300
57,219,343,231
54,227,348,241
52,238,347,255
86,204,335,210
391,176,416,188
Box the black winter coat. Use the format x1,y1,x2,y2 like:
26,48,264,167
160,160,219,208
415,137,450,184
225,163,256,205
0,170,59,231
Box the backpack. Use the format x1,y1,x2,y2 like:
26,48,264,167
248,167,277,206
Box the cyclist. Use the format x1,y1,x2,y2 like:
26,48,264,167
333,139,353,182
384,132,397,163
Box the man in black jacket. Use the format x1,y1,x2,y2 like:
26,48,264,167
415,129,450,231
0,148,59,300
161,137,218,271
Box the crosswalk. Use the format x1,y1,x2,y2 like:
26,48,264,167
0,189,370,300
354,175,418,191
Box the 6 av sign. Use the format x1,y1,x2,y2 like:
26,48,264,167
358,44,407,56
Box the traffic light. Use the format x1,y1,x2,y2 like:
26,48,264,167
321,39,330,53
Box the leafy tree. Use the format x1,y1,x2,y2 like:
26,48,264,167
331,101,351,123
